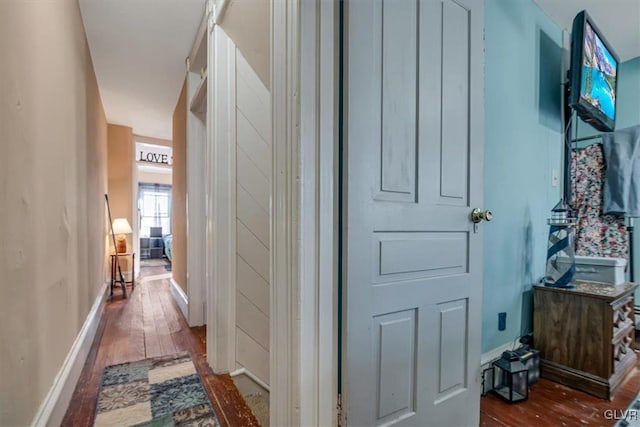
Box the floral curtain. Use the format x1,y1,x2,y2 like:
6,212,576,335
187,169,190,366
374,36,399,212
571,144,627,259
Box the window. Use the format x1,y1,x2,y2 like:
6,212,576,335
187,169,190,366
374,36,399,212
138,184,172,237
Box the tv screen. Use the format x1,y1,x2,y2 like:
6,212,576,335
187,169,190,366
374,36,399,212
569,11,619,132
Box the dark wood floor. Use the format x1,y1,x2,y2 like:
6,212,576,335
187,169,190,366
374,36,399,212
64,263,640,426
62,266,259,426
480,355,640,426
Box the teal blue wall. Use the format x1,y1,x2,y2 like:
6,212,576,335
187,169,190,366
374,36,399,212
615,57,640,129
483,0,640,354
482,0,563,353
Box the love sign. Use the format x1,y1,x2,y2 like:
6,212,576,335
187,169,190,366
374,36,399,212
136,143,173,166
139,151,170,164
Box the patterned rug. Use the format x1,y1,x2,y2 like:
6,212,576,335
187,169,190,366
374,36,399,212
94,352,220,426
615,389,640,427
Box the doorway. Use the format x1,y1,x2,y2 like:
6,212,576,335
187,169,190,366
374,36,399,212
138,183,172,275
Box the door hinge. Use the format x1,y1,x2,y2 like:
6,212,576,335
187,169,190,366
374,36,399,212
337,393,344,427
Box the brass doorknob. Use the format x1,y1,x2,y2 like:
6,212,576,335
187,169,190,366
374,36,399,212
471,208,493,223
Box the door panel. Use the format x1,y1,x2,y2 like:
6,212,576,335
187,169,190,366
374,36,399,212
374,310,417,424
437,299,468,395
440,0,470,203
379,0,417,199
344,0,484,425
376,232,468,279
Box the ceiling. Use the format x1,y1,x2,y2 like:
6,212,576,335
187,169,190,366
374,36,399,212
79,0,205,140
78,0,638,141
534,0,640,62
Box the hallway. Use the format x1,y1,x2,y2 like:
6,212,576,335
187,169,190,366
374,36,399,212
62,270,259,427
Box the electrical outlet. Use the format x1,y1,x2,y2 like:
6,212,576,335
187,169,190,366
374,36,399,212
498,312,507,331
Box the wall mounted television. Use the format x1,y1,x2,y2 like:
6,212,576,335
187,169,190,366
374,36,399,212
569,10,619,132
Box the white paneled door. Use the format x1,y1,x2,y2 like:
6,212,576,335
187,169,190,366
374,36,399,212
343,0,484,425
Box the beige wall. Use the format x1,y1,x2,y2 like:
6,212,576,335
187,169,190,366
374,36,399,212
220,0,270,89
138,170,172,186
107,125,136,273
172,80,188,292
135,135,172,147
0,1,108,425
108,125,134,225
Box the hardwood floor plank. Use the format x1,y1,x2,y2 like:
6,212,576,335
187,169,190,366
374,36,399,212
127,287,146,362
149,280,178,356
158,281,184,335
519,386,591,425
98,303,122,367
140,283,162,358
480,412,511,427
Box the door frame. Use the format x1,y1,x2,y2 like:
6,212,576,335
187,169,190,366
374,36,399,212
206,14,238,374
185,9,209,327
271,0,340,425
203,0,340,421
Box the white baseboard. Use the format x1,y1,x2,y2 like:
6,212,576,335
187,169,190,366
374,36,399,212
170,278,188,320
31,282,108,427
231,367,270,393
481,342,515,370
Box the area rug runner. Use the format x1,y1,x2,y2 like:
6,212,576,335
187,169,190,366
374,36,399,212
615,390,640,427
94,352,220,426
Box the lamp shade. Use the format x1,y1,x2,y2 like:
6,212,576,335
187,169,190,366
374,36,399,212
112,218,133,235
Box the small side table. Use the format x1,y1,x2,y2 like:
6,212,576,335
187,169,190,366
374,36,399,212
110,252,135,297
534,281,638,399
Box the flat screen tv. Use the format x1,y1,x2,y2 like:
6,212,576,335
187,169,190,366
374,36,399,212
569,10,619,132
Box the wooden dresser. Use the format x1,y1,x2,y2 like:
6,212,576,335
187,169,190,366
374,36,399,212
533,282,637,399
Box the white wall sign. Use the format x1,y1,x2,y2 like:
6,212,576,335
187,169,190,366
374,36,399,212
136,142,173,166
